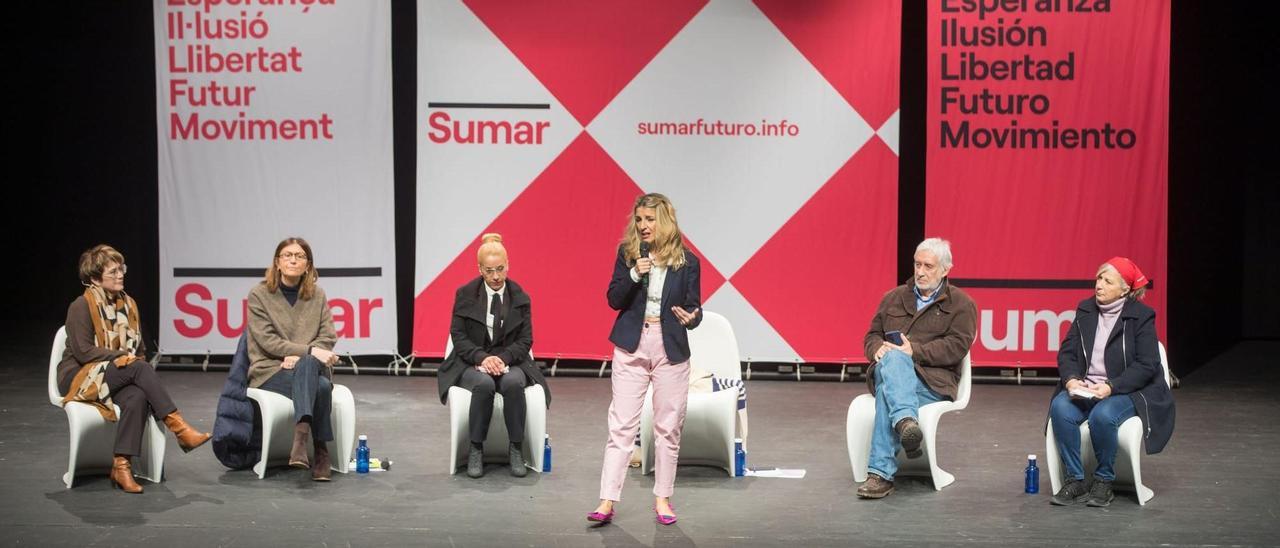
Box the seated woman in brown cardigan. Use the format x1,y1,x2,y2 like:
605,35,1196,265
58,244,211,494
245,237,340,481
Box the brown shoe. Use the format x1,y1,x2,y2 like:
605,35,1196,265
289,422,312,469
895,417,923,459
110,455,143,494
856,473,895,499
311,439,332,481
163,411,212,453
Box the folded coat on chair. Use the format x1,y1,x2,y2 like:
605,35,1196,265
213,334,262,470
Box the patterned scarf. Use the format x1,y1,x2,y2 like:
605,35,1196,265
61,285,142,421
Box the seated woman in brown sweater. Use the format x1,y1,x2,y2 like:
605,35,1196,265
245,237,340,481
58,245,211,494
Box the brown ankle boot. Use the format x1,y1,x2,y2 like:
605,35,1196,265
111,455,143,494
289,422,312,469
163,411,212,453
311,439,332,482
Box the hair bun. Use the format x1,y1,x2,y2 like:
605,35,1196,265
480,233,503,244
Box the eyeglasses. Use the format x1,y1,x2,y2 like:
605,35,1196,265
103,265,127,278
481,265,507,275
278,252,309,262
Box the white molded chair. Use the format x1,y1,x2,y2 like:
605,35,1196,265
846,352,972,490
445,338,547,474
48,326,166,488
245,363,356,479
1045,342,1171,505
640,311,741,476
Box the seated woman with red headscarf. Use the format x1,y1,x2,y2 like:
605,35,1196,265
1047,257,1175,507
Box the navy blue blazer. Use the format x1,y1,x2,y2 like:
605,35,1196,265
1053,297,1175,454
607,247,702,363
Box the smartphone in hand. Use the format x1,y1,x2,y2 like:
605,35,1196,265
885,330,903,345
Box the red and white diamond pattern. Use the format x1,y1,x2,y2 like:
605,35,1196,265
415,0,901,362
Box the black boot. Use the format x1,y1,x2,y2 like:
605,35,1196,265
466,445,484,478
509,442,527,477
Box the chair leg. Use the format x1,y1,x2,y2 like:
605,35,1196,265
1120,420,1153,505
254,403,272,479
1045,423,1063,495
524,386,546,473
448,388,471,475
846,395,874,483
137,417,166,483
920,412,954,490
722,402,736,477
64,414,80,488
329,385,355,474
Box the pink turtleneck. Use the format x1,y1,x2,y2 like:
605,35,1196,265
1086,298,1125,384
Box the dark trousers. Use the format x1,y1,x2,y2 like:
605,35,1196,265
460,366,527,445
259,355,334,442
103,360,178,457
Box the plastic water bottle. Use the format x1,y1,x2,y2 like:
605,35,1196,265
1025,454,1039,494
542,434,552,473
356,435,370,474
734,438,746,477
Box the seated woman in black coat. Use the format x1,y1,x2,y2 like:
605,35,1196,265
1048,257,1174,507
437,233,549,478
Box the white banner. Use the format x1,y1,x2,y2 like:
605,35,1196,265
155,0,396,355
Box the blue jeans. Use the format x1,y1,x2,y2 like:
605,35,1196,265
1049,390,1136,482
868,350,942,481
259,355,334,442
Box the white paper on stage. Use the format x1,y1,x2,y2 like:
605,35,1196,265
745,467,807,479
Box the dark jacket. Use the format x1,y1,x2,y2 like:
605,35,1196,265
437,277,549,406
212,334,262,470
1053,297,1175,454
607,247,702,363
863,279,977,401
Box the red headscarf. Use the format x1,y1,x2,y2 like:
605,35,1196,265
1105,256,1148,290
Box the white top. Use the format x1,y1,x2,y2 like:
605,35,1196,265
484,282,506,341
630,262,668,320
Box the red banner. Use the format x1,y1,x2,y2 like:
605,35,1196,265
926,0,1169,366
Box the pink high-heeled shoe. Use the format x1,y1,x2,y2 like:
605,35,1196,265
587,509,615,523
654,505,677,525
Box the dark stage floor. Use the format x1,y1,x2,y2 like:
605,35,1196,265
2,341,1278,547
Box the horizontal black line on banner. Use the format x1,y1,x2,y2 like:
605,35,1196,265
174,268,382,278
951,278,1155,290
427,102,550,109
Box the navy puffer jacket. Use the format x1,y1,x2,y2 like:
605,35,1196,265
213,334,261,469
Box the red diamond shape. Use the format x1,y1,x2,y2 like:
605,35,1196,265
463,0,708,127
414,133,725,358
755,0,901,128
730,138,898,362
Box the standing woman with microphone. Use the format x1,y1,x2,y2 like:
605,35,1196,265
588,193,702,526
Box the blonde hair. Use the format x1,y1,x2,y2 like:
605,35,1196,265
1096,263,1145,301
476,233,507,263
78,244,125,284
264,237,318,300
620,193,687,270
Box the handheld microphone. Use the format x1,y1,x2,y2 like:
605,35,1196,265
639,242,650,287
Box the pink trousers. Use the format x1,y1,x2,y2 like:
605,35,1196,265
599,322,690,500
